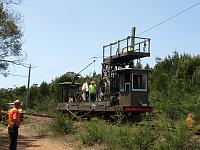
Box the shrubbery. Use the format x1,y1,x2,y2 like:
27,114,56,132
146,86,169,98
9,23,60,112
78,119,159,150
48,113,75,136
23,112,200,149
78,118,200,150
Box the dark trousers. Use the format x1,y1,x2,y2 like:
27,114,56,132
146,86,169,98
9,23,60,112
86,91,89,102
8,126,18,150
90,93,96,102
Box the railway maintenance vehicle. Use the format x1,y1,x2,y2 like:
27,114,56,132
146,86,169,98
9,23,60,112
57,27,152,120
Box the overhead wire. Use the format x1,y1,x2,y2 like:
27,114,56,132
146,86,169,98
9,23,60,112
137,0,200,36
0,73,28,77
0,59,31,68
31,56,102,78
101,0,200,57
7,73,28,77
0,59,33,78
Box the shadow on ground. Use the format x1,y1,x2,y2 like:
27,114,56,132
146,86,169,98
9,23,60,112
0,127,43,150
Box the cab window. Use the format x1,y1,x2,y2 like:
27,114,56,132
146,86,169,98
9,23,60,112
120,73,130,92
125,73,130,91
132,73,147,91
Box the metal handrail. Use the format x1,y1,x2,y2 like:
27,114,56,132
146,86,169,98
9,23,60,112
103,36,150,60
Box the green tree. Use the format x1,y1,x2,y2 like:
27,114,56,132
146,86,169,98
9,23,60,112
29,85,39,109
39,82,49,98
0,0,23,75
150,52,200,120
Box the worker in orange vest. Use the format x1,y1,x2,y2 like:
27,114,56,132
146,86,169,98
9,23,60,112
8,100,21,150
187,113,194,130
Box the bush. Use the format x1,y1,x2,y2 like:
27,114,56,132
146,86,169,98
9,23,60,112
159,123,200,150
79,118,158,150
79,118,109,146
132,126,158,150
106,126,135,150
48,113,74,136
79,116,200,150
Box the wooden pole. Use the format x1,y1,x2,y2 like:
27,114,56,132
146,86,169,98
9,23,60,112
26,64,31,111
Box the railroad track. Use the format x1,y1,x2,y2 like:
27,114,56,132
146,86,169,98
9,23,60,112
24,112,54,118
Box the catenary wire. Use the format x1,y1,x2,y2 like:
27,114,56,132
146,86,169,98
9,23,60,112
31,56,102,77
137,0,200,36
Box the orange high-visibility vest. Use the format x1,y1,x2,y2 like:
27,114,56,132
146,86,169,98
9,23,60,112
187,117,193,129
8,107,20,128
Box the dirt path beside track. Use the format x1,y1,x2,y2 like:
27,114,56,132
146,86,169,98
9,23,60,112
0,126,74,150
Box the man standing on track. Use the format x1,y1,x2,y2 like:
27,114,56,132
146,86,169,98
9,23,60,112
8,100,21,150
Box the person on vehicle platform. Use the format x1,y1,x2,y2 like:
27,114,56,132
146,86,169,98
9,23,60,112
89,80,97,102
82,80,89,102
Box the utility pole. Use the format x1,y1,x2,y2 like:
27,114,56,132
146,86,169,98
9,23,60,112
26,64,31,111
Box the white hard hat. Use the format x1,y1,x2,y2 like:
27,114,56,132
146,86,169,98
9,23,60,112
14,99,21,105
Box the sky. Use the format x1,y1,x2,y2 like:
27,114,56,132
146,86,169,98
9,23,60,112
0,0,200,89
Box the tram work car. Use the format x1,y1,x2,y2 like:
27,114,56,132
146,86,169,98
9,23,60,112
57,27,152,119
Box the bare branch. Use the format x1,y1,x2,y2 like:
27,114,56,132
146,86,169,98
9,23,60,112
1,0,22,5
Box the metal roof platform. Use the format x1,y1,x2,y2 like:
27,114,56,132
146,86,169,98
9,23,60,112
102,31,150,65
103,50,150,64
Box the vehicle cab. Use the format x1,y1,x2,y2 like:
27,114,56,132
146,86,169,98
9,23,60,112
117,68,149,108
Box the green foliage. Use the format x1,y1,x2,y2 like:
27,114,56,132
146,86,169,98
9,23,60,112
39,82,50,98
79,117,200,150
79,119,108,146
151,52,200,95
53,72,74,83
132,126,158,150
0,120,8,127
156,121,200,150
110,111,125,125
79,119,158,150
34,97,57,116
48,113,75,136
29,85,39,109
0,0,23,75
150,52,200,121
